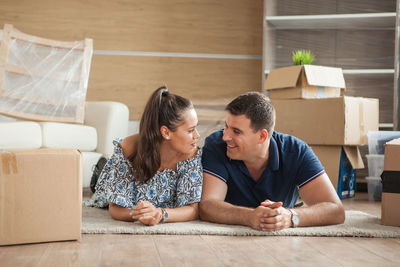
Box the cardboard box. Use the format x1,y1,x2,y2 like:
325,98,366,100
381,171,400,226
0,149,82,245
383,138,400,171
272,96,379,145
381,138,400,226
311,145,364,199
264,65,345,99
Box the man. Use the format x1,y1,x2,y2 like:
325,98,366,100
199,92,345,231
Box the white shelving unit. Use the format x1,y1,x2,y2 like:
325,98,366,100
262,0,397,129
265,69,394,75
266,12,396,30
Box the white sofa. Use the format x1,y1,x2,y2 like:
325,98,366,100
0,101,129,188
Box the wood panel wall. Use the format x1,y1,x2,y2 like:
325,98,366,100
0,0,263,119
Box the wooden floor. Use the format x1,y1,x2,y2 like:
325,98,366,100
1,193,399,267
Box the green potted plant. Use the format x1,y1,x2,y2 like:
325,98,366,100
292,49,315,65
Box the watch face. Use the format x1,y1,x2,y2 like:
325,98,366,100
293,214,300,226
161,208,168,223
290,209,300,227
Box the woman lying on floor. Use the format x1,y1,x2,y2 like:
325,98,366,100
84,86,203,226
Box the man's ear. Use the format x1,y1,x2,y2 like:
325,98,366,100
259,129,269,144
160,125,170,140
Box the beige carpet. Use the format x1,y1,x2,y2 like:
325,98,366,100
82,206,400,237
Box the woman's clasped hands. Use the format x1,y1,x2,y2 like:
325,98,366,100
129,200,163,226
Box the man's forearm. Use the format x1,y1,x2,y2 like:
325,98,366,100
295,201,345,227
296,173,346,227
199,199,253,226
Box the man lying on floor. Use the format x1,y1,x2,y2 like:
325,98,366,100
199,92,345,231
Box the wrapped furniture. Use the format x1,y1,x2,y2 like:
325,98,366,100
0,24,129,187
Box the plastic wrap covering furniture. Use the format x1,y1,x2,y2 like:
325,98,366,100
0,24,93,123
82,152,103,188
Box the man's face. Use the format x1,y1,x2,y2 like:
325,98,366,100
222,112,262,161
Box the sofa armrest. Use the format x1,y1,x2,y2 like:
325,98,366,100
84,101,129,157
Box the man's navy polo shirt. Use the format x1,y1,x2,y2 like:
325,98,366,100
202,130,325,208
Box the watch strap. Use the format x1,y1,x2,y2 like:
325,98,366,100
160,208,168,223
289,208,300,228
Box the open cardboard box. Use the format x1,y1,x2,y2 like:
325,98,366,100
311,145,364,199
0,149,82,245
264,65,345,99
381,138,400,226
272,96,379,145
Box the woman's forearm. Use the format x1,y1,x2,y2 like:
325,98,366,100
109,202,199,223
108,202,135,222
165,203,199,222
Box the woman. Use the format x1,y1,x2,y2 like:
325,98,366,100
84,86,202,226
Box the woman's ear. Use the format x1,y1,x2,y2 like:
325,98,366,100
160,126,170,140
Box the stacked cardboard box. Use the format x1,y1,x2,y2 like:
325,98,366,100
265,65,379,199
381,138,400,226
363,131,400,202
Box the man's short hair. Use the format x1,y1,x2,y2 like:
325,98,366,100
225,92,276,134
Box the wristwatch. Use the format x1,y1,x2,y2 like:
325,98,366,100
160,208,168,223
289,209,300,228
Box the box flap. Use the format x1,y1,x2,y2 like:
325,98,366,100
304,65,346,89
387,138,400,145
264,65,302,90
343,146,364,169
384,138,400,171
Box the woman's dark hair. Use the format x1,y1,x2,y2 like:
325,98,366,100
225,92,275,135
129,86,193,183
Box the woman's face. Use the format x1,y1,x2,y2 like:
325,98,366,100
167,108,200,155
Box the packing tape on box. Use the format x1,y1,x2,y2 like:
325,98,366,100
382,171,400,194
359,99,370,144
1,152,18,175
0,151,18,242
317,87,324,98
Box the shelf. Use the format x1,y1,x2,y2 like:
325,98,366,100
265,69,394,75
342,69,394,75
379,123,394,129
266,12,396,30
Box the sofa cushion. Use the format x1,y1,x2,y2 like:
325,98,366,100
85,101,129,157
0,122,42,149
81,152,104,188
40,122,97,151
